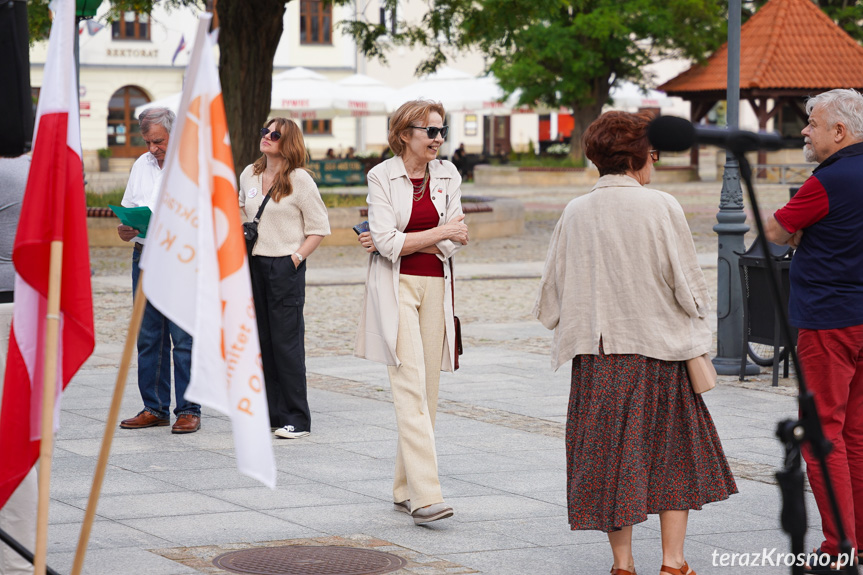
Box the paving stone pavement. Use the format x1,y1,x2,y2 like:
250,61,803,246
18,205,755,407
41,180,826,574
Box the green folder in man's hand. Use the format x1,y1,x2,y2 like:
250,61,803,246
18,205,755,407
108,204,152,238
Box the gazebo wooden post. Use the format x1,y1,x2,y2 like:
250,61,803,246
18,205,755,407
688,100,717,173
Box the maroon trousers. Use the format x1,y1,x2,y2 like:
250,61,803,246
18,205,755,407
800,324,863,555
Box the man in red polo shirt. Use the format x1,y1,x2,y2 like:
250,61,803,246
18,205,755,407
767,88,863,564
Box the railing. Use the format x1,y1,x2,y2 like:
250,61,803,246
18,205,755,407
753,163,816,184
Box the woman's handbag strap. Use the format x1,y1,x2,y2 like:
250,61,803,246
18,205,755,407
253,186,274,223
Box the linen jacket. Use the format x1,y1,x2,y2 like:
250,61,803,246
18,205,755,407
533,174,712,371
355,156,464,369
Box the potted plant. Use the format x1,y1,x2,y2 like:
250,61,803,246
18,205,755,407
97,148,111,172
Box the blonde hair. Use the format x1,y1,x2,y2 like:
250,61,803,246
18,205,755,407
388,99,446,157
252,118,308,202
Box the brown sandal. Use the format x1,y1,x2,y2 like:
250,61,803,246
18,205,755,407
660,561,695,575
611,568,636,575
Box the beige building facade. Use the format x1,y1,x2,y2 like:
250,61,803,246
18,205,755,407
28,0,545,166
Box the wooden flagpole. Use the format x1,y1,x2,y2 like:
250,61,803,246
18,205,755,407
70,276,148,575
33,241,63,575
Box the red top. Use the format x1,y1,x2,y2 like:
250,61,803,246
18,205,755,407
400,178,444,278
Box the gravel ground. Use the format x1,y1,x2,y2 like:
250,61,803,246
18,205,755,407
89,179,796,365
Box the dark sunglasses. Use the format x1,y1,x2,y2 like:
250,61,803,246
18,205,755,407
260,127,281,141
649,149,660,162
410,125,448,140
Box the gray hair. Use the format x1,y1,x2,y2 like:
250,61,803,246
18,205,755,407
138,107,175,134
806,89,863,140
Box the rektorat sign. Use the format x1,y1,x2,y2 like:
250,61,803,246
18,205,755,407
106,48,159,58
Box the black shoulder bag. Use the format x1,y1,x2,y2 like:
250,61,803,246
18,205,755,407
450,259,464,370
243,186,273,255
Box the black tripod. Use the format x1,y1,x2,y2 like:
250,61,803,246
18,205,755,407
733,147,857,575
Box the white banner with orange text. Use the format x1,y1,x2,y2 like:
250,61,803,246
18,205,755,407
140,15,276,488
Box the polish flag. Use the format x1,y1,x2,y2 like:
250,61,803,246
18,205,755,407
140,14,276,488
0,0,95,509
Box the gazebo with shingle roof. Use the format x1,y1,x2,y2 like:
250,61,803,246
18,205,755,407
658,0,863,164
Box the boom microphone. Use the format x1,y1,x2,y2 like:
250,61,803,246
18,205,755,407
648,115,803,153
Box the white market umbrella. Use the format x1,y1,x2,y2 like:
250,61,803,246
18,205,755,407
334,74,395,116
136,69,397,121
271,67,392,119
609,81,674,109
270,67,343,120
390,66,517,115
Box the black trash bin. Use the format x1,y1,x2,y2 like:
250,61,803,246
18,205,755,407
738,237,798,386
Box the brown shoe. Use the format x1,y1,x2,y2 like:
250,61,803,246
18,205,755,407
172,414,201,434
120,411,169,429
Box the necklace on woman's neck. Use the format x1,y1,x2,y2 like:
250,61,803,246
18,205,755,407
412,166,429,202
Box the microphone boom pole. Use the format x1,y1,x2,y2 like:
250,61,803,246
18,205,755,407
648,114,854,575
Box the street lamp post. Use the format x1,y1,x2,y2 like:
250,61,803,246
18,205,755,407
74,0,100,87
713,0,759,376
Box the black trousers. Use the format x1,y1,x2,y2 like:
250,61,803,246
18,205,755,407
250,255,311,431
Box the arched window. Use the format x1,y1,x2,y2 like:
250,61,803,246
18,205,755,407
107,86,150,158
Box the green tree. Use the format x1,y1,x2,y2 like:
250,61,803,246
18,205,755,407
28,0,287,177
341,0,728,159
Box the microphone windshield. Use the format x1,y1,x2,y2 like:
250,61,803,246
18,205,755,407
648,116,695,152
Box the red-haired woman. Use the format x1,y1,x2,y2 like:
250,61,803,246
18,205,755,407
534,111,737,575
239,118,330,440
356,99,468,525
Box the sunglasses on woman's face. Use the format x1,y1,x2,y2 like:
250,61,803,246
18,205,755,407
410,125,448,140
649,149,660,162
260,127,281,141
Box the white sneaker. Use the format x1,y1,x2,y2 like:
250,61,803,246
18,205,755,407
274,425,309,439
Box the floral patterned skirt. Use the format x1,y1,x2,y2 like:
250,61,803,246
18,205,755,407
566,346,737,532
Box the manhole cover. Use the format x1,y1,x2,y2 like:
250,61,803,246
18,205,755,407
212,545,408,575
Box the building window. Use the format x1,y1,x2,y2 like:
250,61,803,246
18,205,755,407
302,119,332,135
300,1,332,45
107,86,150,158
112,11,150,40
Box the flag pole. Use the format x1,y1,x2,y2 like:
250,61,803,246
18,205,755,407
34,240,63,575
70,275,147,575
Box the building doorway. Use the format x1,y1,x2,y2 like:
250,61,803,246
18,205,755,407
107,86,150,158
483,116,511,157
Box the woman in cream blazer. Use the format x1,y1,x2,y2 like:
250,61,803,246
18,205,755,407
534,111,736,575
355,100,467,525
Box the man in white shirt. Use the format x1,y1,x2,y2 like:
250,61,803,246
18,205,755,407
116,107,200,434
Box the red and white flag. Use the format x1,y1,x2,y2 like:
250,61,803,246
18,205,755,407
140,14,276,488
0,0,95,509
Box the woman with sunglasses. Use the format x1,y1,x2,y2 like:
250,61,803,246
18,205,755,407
534,111,736,575
239,118,330,440
355,100,468,525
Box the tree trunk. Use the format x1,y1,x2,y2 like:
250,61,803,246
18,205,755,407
216,0,288,178
568,75,611,163
568,104,604,163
